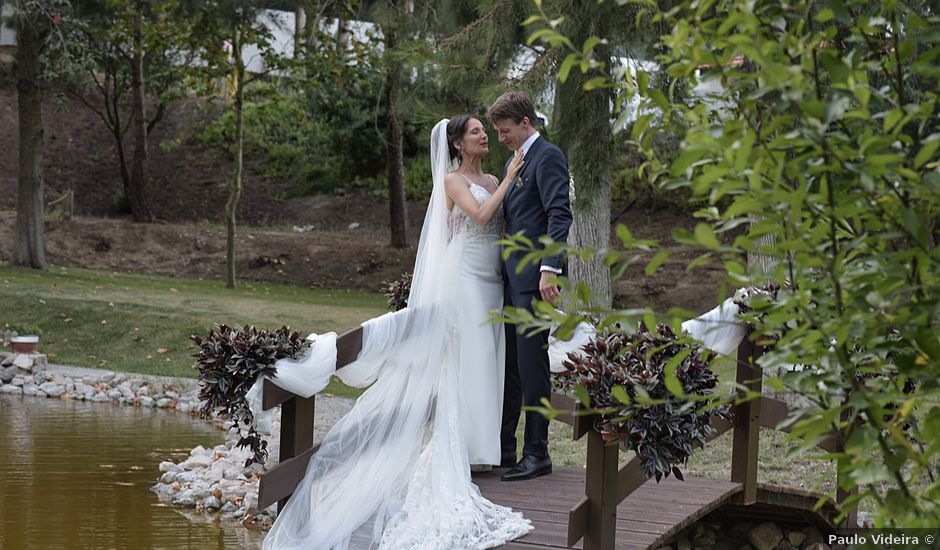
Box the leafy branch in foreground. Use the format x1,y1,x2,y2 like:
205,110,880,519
522,0,940,527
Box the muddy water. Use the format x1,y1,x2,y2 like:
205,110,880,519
0,394,264,550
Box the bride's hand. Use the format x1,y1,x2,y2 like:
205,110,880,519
504,150,525,184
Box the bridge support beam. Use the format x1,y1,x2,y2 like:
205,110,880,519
584,430,619,550
277,394,315,511
731,336,762,505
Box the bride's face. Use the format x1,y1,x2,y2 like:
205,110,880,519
460,118,489,158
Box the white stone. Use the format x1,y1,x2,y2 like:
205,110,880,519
12,354,33,371
243,491,257,512
39,382,65,397
173,495,196,507
139,396,154,407
0,384,22,394
159,472,177,484
118,383,135,400
137,385,151,397
205,460,226,483
182,454,212,469
348,222,360,230
159,461,181,474
176,401,192,413
177,471,199,483
106,389,122,400
22,384,41,396
190,486,212,500
91,392,110,402
156,398,173,408
204,496,222,510
0,366,16,383
11,376,25,387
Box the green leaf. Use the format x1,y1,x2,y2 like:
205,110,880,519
670,149,706,176
694,223,721,250
616,224,634,247
573,384,591,407
583,77,609,91
815,8,835,22
611,385,631,405
559,53,579,84
521,15,543,26
582,36,603,55
645,251,671,276
914,139,939,169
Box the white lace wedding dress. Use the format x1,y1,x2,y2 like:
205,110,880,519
257,120,532,550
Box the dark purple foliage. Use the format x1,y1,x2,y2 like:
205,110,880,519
383,272,412,312
555,323,728,482
193,325,309,467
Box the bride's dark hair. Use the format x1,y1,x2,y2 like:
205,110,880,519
446,115,477,162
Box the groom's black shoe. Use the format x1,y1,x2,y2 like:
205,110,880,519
500,454,552,481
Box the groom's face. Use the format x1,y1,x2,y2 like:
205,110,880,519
492,117,531,152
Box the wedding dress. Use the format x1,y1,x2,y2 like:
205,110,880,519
254,120,533,550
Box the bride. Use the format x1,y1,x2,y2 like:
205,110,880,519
259,117,530,549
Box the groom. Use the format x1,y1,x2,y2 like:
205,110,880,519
487,91,572,482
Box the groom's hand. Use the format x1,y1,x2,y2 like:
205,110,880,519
539,272,561,304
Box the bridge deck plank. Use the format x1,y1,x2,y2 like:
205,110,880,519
472,467,743,549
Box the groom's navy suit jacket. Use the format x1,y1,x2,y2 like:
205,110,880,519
501,136,573,293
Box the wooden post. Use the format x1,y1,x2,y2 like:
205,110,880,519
731,335,762,504
836,409,859,528
584,430,619,550
276,394,315,511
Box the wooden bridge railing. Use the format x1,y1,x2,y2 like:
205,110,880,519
257,326,858,549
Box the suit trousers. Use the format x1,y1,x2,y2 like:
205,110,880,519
500,287,551,459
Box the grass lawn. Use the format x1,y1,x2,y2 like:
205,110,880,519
0,265,387,398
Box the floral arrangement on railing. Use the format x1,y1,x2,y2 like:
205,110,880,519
193,325,310,467
555,323,728,481
383,272,412,311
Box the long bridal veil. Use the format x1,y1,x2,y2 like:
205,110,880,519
260,120,531,550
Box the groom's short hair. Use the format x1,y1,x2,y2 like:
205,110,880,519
486,91,539,127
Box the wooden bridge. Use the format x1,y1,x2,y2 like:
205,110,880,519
257,328,856,549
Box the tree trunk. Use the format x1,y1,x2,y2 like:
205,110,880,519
129,3,153,223
335,16,349,51
384,22,408,248
555,10,613,307
12,17,46,270
293,6,306,58
225,28,245,289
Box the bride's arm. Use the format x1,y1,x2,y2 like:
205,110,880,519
444,153,523,225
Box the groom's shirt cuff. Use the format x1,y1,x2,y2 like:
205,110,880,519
540,266,562,274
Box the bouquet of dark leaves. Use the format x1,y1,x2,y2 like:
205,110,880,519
192,325,310,467
555,323,729,481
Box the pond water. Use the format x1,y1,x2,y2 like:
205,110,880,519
0,394,265,550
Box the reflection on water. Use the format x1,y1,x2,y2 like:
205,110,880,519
0,394,264,550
